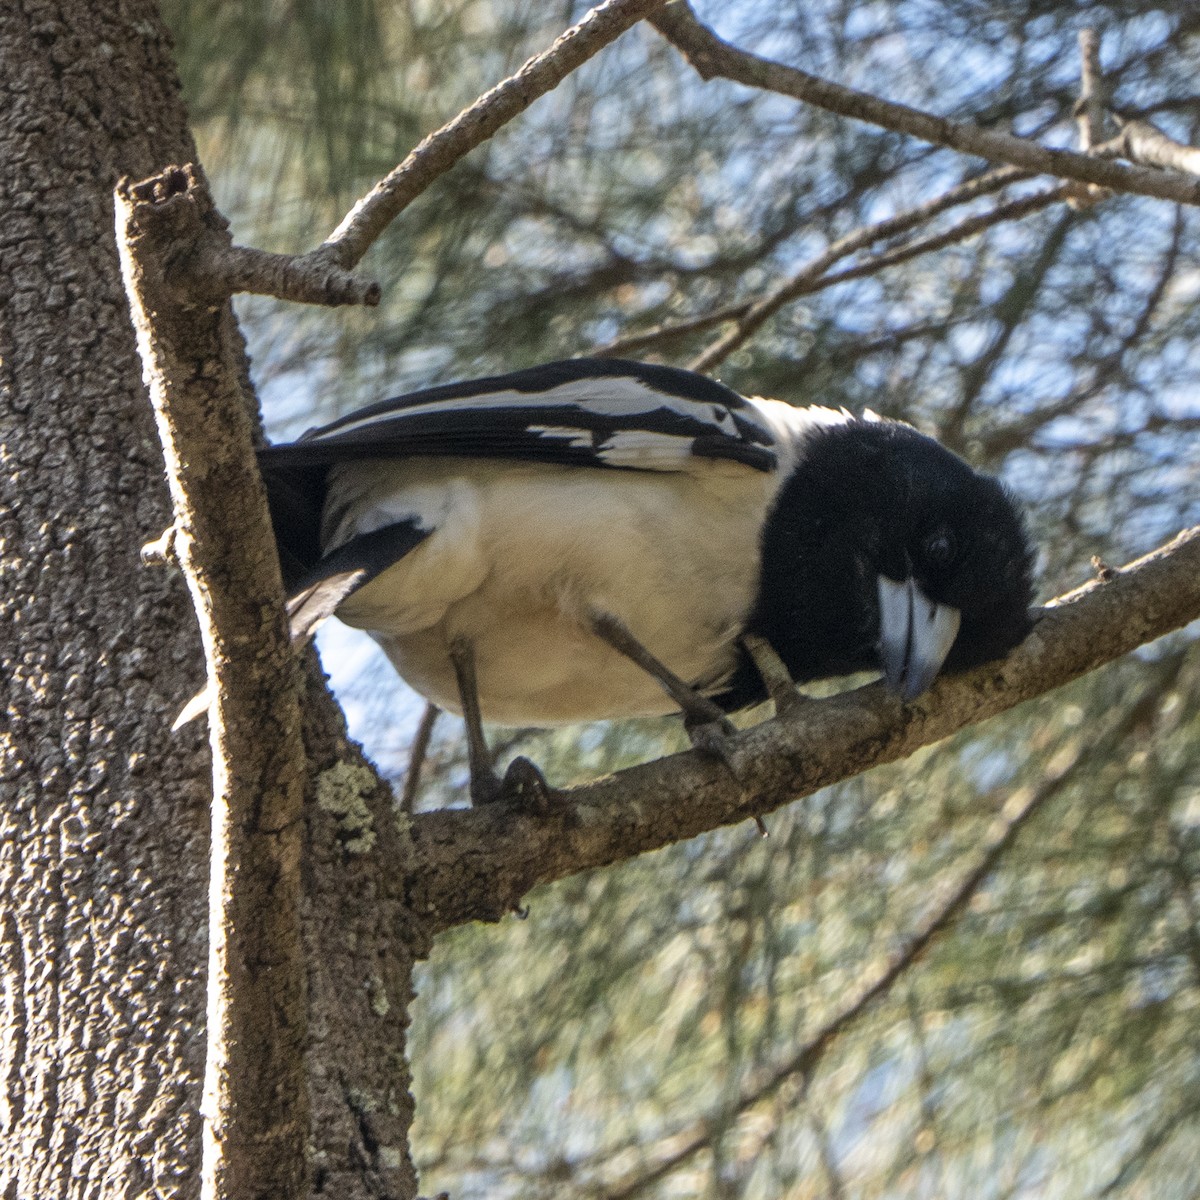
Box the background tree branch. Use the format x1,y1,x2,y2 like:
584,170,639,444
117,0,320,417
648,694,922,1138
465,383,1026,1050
651,3,1200,206
319,0,668,270
165,0,667,310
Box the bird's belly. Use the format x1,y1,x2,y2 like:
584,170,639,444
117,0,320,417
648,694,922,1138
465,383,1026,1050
329,457,774,725
376,612,726,726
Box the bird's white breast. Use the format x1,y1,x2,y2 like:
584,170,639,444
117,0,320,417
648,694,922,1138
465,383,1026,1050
324,456,782,725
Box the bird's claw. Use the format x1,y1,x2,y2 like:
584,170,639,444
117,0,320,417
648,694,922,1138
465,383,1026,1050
501,755,561,816
685,714,741,782
685,716,765,834
470,756,560,815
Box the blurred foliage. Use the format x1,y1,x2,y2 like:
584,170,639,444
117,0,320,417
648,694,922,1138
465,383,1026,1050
161,0,1200,1195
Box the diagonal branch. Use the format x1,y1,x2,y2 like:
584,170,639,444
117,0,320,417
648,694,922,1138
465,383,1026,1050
593,172,1060,366
408,524,1200,934
167,0,666,308
650,3,1200,208
688,183,1068,371
319,0,667,269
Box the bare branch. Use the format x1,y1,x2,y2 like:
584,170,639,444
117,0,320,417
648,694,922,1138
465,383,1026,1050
592,165,1033,362
650,3,1200,208
198,242,382,307
320,0,668,270
409,525,1200,933
1099,115,1200,177
115,164,309,1198
689,183,1069,372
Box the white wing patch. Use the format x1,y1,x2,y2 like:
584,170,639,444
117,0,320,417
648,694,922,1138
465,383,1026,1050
527,425,595,450
596,429,696,469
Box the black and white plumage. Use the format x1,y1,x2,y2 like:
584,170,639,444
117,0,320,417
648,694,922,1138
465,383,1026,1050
259,358,1034,796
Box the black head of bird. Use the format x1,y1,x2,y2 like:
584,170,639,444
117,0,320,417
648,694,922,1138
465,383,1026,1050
734,414,1036,707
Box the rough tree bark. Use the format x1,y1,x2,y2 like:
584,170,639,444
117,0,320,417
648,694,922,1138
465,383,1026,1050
0,1,210,1194
0,3,423,1197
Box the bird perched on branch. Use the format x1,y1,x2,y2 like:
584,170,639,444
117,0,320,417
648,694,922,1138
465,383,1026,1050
256,357,1034,805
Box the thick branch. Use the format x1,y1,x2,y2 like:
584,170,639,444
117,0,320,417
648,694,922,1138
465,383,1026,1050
115,164,308,1200
651,3,1200,208
409,525,1200,934
320,0,667,269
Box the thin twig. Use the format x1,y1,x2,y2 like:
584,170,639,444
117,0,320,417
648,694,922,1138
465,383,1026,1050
819,184,1069,284
650,3,1200,208
689,183,1069,371
592,164,1029,361
401,703,440,815
1075,30,1108,152
591,301,752,358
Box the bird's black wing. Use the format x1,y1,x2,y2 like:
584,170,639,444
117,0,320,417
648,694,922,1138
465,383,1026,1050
257,358,778,475
285,519,432,641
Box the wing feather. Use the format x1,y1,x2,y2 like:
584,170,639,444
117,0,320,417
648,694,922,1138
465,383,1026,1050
258,358,777,475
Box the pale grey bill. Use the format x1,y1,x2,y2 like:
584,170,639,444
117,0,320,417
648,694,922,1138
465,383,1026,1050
876,575,962,701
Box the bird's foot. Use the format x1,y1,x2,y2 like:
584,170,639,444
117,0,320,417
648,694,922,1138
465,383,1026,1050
743,634,807,718
501,755,562,816
684,713,768,836
470,756,561,816
684,710,741,780
468,767,505,808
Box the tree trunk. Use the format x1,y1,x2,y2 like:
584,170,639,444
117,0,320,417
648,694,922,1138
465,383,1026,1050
0,4,422,1196
0,1,210,1194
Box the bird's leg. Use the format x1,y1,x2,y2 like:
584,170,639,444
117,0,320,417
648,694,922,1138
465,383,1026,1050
588,610,740,773
742,634,807,719
448,637,502,805
448,637,556,812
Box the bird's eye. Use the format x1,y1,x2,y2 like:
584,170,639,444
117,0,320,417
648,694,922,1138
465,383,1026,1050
924,529,955,566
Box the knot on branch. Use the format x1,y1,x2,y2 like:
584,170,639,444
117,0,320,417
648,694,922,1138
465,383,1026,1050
116,163,381,308
116,162,236,307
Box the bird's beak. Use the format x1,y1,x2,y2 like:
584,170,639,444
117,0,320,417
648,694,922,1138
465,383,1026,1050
876,576,961,701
